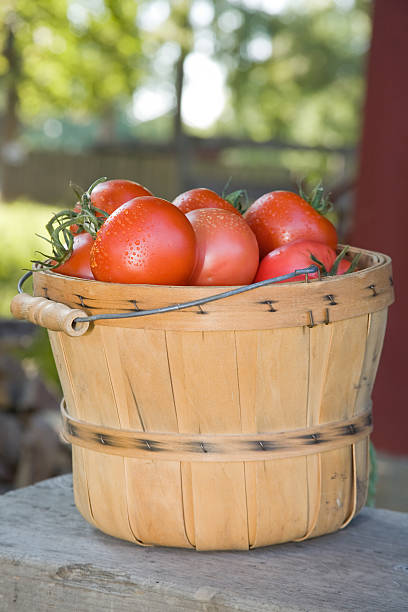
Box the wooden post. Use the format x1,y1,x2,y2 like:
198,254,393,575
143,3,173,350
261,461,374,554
351,0,408,455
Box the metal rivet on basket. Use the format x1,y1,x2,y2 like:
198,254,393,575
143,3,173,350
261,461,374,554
144,439,152,450
307,311,315,328
389,276,394,286
260,300,277,312
200,442,208,453
75,294,86,308
368,284,378,297
129,300,140,311
99,434,107,445
325,294,338,306
258,441,266,451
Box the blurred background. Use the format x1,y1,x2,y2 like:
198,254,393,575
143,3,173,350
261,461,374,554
0,1,406,510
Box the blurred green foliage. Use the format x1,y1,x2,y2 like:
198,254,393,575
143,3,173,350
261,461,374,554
0,199,54,317
220,145,353,190
0,199,61,387
0,201,59,389
0,0,371,148
211,0,371,145
0,0,142,119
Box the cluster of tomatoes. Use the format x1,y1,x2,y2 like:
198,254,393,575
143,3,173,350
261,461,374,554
47,178,356,286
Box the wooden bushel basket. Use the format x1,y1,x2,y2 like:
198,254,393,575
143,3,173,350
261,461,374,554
11,246,394,550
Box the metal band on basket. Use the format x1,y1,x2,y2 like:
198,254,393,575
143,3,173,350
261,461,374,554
60,400,372,463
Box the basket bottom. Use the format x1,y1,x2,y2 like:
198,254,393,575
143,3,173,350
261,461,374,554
71,441,369,550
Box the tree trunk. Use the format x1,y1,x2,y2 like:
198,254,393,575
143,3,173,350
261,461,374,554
173,48,190,191
1,22,21,199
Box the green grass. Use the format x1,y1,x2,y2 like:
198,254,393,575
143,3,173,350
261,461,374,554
0,199,56,316
0,199,61,387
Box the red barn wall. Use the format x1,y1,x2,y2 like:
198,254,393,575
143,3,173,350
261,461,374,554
351,0,408,455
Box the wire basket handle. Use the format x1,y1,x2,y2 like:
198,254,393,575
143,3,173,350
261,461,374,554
11,266,318,335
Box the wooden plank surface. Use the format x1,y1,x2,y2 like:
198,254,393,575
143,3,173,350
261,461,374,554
0,475,407,612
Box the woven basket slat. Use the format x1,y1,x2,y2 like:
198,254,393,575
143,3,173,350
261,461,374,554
106,326,194,548
242,327,310,546
310,315,368,538
53,327,143,543
166,330,250,550
48,332,97,530
354,309,388,514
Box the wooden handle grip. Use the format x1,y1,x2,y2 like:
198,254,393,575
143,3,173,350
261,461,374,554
10,293,90,337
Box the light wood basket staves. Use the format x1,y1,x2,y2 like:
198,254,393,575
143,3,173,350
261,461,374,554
11,246,394,550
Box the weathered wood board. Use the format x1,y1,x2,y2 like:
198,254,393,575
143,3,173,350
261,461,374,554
0,475,407,611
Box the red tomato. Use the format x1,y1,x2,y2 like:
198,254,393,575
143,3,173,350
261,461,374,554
186,208,259,286
90,179,152,212
53,232,94,280
71,179,153,233
254,240,336,283
173,188,241,216
244,191,338,258
90,196,196,285
336,259,351,274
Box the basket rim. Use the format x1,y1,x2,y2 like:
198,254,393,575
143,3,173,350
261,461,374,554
33,244,391,292
31,245,394,331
